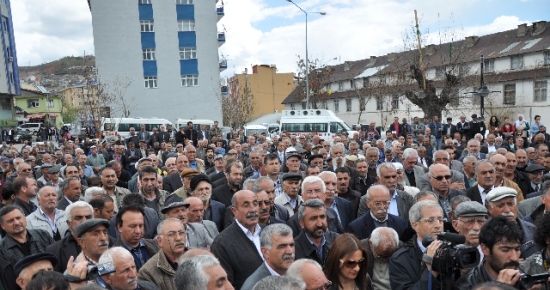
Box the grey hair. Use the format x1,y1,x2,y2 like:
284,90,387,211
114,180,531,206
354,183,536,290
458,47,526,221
15,161,29,173
365,184,390,201
66,201,93,221
332,143,345,151
301,176,326,193
62,177,81,191
286,259,322,281
467,139,480,146
432,150,450,161
366,147,379,156
37,186,57,199
414,191,439,202
175,255,221,290
253,276,306,290
98,247,133,276
376,140,384,146
376,162,396,178
370,227,399,250
462,155,477,165
297,198,325,221
402,148,418,160
252,176,273,193
450,195,471,215
260,224,293,249
409,200,442,224
157,217,184,236
474,160,494,176
243,178,257,191
541,180,550,197
84,186,107,203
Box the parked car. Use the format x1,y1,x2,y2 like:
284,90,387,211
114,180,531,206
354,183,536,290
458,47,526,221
14,130,33,143
17,122,44,135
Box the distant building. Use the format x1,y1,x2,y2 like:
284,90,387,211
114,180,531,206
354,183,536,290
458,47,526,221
0,0,20,126
57,81,110,122
227,64,294,121
17,83,63,127
282,21,550,128
88,0,225,123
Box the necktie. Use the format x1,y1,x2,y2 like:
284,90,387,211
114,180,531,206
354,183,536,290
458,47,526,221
535,185,539,192
421,158,425,166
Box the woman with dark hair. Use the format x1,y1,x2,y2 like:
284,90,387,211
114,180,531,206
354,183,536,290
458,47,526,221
324,233,370,290
500,117,515,139
488,116,500,136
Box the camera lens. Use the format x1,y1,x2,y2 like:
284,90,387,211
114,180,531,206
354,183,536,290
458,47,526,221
462,253,474,264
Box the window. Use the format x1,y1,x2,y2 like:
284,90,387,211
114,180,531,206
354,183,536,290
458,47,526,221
391,96,399,110
338,81,343,91
6,45,10,58
176,0,193,3
436,67,445,79
27,99,39,108
534,81,547,102
179,47,197,59
140,20,154,32
290,103,296,110
2,17,7,33
379,75,387,85
350,80,356,89
9,72,13,84
178,20,195,31
376,98,383,110
346,99,352,112
47,99,54,108
144,76,157,88
139,0,151,4
142,49,156,60
545,51,550,66
333,100,339,112
181,74,199,86
363,77,369,87
504,84,516,105
511,55,524,70
484,59,495,73
329,122,346,133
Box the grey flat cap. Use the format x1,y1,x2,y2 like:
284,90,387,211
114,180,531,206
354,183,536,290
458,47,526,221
454,201,487,217
75,218,110,238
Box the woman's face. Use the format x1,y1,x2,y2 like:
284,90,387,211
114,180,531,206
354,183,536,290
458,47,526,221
491,117,496,122
339,250,363,281
518,115,523,121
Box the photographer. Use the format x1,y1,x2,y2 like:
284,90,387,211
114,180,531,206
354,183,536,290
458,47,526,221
389,200,443,290
519,212,550,289
455,216,523,290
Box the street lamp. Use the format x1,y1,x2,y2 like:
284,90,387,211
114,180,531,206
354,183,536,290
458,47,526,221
465,55,500,120
287,0,326,109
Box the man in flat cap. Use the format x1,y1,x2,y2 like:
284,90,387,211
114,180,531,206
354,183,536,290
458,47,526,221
485,187,539,258
74,218,110,266
525,163,545,196
14,252,57,290
128,157,153,193
87,145,106,174
190,173,225,232
274,173,303,217
173,168,199,200
452,201,488,262
162,194,212,248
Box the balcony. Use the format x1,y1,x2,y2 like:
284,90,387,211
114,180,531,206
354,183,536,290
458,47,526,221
217,32,225,47
219,60,227,72
217,6,224,21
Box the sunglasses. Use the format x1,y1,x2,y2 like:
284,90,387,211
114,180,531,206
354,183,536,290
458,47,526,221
340,258,365,268
432,175,451,181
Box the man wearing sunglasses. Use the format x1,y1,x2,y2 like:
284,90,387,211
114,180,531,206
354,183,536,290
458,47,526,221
427,164,467,221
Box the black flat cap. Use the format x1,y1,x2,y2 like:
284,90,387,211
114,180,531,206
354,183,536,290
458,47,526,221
286,152,302,160
283,173,303,182
40,163,53,169
75,218,110,238
14,253,58,276
161,201,190,214
190,174,211,192
525,164,546,173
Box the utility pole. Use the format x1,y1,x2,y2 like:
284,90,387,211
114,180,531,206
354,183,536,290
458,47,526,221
414,10,426,90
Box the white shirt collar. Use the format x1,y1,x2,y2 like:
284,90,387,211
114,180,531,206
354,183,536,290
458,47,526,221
235,220,261,237
264,262,280,276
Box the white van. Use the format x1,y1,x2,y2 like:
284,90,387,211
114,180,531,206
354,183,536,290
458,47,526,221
244,124,268,137
18,122,44,135
279,109,358,141
101,117,172,138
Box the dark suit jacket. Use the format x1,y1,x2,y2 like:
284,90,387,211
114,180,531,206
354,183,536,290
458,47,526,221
212,176,227,189
184,128,198,146
198,130,210,141
359,189,415,225
0,255,18,290
108,207,159,239
241,262,272,290
208,171,225,183
208,199,226,232
158,131,171,144
57,197,71,211
442,124,457,137
466,185,484,204
212,183,237,208
333,196,353,228
113,238,159,269
347,212,407,240
46,232,81,273
338,188,361,220
163,172,183,193
456,121,471,138
211,222,264,290
294,230,339,268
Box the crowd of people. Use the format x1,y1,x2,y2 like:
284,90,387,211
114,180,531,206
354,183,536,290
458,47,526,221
0,114,548,290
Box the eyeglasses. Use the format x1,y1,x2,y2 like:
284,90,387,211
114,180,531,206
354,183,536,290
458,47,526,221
227,152,237,156
20,169,32,172
257,199,271,207
419,217,446,224
431,175,451,181
371,200,391,208
458,218,487,226
165,230,186,238
309,281,332,290
340,258,364,268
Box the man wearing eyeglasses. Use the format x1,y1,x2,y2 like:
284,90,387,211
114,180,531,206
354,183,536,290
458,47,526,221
390,200,444,290
451,201,487,265
485,187,539,259
427,164,466,221
347,185,406,240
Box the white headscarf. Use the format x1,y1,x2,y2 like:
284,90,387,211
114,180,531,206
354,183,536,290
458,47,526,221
515,114,525,127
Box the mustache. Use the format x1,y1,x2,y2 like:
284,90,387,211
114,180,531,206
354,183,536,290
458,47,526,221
246,212,259,218
127,278,137,285
501,212,515,218
260,208,269,214
97,241,108,247
376,209,387,215
503,261,519,268
174,241,186,247
282,254,295,261
468,230,480,237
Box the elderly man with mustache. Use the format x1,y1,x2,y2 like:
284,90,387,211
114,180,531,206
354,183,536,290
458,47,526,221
211,190,264,289
241,224,296,290
451,201,488,265
74,218,110,267
138,218,187,290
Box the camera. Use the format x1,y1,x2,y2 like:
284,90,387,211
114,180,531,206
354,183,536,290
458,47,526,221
517,273,550,289
70,261,116,281
422,232,480,275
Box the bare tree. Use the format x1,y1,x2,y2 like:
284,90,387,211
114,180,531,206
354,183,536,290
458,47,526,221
294,56,334,109
220,75,255,129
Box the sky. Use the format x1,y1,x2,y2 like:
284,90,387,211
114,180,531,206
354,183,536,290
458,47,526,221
11,0,548,78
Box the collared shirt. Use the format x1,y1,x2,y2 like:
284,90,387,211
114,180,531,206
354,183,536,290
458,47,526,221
487,144,496,153
531,182,542,192
189,160,198,170
370,210,388,223
417,239,427,253
235,220,263,259
438,193,451,219
285,193,299,209
64,196,73,206
388,191,399,217
39,207,60,233
329,200,341,224
306,234,326,261
120,239,150,269
477,185,494,205
265,262,280,276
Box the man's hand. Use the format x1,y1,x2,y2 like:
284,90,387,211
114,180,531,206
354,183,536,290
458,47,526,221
424,240,443,275
449,182,466,190
496,269,521,286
